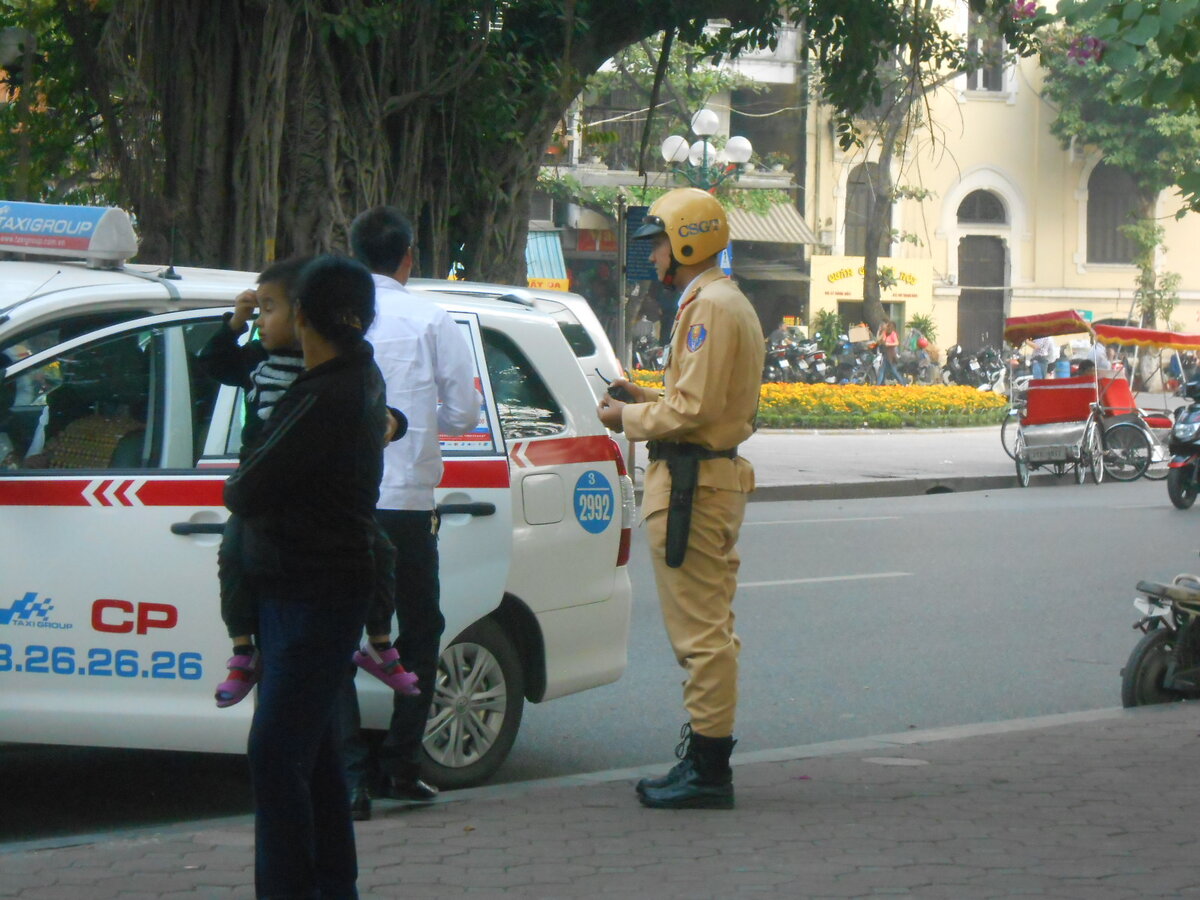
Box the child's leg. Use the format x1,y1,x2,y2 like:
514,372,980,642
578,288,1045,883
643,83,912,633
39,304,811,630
219,516,258,644
352,527,418,696
215,516,260,707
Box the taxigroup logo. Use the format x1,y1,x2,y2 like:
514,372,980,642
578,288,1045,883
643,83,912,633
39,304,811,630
0,592,73,630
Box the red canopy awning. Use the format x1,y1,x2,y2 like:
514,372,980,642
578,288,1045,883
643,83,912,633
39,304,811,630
1093,323,1200,352
1003,310,1093,344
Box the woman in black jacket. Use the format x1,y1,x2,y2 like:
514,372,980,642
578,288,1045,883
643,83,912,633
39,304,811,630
224,255,387,900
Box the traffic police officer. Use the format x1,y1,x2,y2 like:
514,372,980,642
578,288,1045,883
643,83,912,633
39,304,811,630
598,188,764,809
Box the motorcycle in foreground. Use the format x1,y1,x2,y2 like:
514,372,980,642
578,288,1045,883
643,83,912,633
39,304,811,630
1122,571,1200,706
1168,378,1200,509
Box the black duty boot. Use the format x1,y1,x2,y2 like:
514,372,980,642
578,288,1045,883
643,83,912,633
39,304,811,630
637,725,735,810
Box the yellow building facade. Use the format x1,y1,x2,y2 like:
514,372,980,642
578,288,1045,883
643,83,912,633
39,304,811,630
802,1,1200,351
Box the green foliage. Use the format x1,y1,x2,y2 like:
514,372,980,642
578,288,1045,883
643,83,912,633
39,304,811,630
536,169,792,222
810,308,845,355
0,1,116,204
1058,0,1200,209
1040,18,1200,206
905,312,938,343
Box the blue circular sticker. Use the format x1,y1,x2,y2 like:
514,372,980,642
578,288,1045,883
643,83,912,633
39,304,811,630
573,469,614,534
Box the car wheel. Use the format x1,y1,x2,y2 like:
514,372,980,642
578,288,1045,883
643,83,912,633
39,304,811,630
421,617,525,790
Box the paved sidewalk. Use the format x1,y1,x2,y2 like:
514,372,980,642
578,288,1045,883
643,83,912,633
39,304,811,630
4,704,1199,899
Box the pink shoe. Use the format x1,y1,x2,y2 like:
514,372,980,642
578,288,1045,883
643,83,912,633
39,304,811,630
353,643,419,696
215,651,259,708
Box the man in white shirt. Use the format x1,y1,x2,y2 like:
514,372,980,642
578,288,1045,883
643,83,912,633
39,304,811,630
1029,335,1057,379
339,206,481,817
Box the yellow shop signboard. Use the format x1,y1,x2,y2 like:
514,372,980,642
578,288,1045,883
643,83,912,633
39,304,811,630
809,256,933,319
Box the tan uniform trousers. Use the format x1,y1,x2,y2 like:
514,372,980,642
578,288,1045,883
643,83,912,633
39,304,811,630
646,485,746,738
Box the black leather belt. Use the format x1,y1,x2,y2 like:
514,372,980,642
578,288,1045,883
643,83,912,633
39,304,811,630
646,440,738,462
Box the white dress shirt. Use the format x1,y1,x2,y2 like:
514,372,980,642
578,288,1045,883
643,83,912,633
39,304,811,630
367,274,482,510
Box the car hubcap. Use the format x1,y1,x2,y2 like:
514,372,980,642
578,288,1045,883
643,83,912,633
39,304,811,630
424,641,507,768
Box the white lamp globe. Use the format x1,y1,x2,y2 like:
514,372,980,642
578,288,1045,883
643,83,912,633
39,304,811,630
725,135,753,164
690,108,719,137
688,140,716,167
660,134,690,164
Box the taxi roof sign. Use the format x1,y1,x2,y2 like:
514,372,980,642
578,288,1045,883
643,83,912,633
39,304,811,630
0,201,138,268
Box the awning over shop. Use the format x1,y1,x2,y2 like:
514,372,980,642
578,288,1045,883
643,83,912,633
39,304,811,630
727,203,818,245
526,228,569,291
731,259,810,282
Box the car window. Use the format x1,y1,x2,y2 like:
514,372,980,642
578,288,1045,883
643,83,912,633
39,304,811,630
557,321,596,358
0,310,152,361
0,319,228,471
481,327,566,440
182,320,227,462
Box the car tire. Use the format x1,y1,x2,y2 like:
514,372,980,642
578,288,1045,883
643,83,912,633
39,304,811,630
421,617,525,790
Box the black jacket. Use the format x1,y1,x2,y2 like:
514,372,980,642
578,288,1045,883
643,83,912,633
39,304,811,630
197,313,305,447
223,341,388,587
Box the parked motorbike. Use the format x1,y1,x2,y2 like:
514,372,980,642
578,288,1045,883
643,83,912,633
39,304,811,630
1167,378,1200,509
633,334,665,371
1122,569,1200,706
942,343,982,387
975,345,1007,392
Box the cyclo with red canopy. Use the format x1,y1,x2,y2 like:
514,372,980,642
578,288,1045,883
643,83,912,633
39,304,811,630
1003,310,1105,487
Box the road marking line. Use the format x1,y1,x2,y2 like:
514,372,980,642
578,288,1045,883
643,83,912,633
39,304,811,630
743,516,900,526
740,572,912,588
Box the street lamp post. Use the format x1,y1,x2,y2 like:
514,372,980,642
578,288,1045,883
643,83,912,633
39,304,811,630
660,109,753,191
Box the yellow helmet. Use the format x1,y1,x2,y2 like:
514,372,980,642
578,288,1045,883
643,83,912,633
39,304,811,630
633,188,730,265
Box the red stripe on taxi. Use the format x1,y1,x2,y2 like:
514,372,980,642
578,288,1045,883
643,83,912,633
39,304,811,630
441,458,509,489
0,458,511,507
510,435,617,468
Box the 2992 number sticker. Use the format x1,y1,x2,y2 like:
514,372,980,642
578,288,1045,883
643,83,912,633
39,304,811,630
0,644,203,679
573,469,614,534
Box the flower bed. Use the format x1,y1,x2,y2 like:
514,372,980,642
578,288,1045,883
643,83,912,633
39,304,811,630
629,371,1008,429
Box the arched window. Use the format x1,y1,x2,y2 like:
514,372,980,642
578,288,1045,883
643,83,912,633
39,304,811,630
957,190,1006,224
1087,163,1139,265
844,162,891,257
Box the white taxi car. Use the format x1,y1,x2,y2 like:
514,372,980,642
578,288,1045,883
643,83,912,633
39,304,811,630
0,202,634,788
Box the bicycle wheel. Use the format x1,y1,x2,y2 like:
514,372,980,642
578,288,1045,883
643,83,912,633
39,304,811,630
1103,421,1152,481
1143,431,1170,481
1000,411,1020,460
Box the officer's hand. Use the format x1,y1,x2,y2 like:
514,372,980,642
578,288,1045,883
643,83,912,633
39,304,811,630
597,395,625,432
231,290,257,331
607,377,645,404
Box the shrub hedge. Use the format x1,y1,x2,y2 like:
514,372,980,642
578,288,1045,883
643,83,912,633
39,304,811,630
629,371,1008,429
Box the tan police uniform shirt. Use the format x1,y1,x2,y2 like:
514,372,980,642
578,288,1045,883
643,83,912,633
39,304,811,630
622,267,765,519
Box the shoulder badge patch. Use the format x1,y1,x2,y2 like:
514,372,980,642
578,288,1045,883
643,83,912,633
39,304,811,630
686,324,708,352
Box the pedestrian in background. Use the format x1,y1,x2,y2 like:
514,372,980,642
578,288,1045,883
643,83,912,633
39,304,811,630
878,320,905,384
337,205,481,820
1030,334,1057,380
224,255,387,899
598,188,764,810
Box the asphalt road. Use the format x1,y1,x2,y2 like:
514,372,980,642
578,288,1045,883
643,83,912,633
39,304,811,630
3,478,1192,843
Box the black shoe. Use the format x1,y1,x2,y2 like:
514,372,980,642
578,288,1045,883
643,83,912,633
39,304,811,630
636,722,695,797
384,776,439,802
351,788,372,821
637,726,735,810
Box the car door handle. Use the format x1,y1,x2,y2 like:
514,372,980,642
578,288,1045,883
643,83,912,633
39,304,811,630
436,502,496,517
170,522,227,535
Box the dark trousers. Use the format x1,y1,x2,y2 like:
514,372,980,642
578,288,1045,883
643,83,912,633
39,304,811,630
250,579,367,899
340,509,442,789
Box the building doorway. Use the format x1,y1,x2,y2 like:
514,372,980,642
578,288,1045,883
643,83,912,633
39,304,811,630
957,235,1005,352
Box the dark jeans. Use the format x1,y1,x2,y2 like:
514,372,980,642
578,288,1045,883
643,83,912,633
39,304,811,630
340,509,442,789
250,578,367,899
